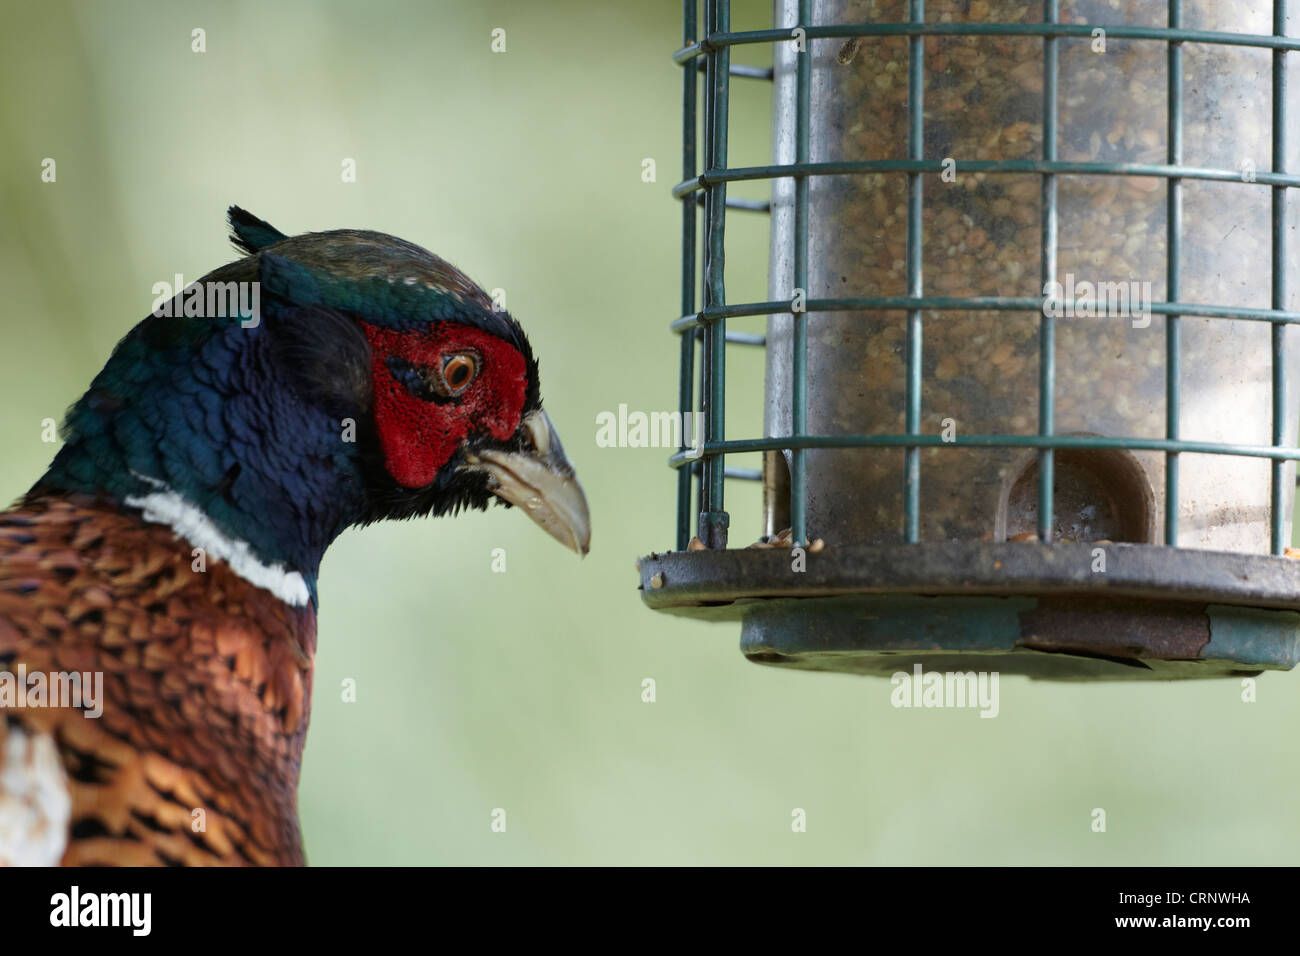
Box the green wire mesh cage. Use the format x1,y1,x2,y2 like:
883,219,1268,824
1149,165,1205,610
637,0,1300,680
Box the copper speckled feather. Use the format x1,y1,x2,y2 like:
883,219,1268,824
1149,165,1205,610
0,209,588,865
0,495,315,865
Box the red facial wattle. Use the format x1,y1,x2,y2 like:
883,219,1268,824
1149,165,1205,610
363,323,528,487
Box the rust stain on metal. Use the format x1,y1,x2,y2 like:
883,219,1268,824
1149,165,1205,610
1019,598,1211,660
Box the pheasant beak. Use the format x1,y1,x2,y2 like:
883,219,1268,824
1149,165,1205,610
471,408,591,556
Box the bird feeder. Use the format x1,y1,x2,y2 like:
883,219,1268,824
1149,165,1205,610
639,0,1300,679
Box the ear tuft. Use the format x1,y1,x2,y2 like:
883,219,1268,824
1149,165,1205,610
228,206,289,255
266,304,373,418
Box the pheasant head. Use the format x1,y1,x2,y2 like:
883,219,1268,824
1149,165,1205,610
36,206,590,606
0,208,589,865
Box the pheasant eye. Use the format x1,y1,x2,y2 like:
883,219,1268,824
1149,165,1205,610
443,353,477,392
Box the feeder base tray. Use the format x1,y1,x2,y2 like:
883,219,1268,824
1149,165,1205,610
637,542,1300,680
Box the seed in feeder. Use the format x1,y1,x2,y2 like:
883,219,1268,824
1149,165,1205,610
837,37,863,65
687,536,707,551
760,0,1283,567
809,538,825,552
650,573,665,589
1009,532,1039,542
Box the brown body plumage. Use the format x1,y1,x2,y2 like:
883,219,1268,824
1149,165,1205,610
0,496,314,865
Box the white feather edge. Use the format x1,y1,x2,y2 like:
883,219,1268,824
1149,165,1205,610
124,475,311,607
0,726,71,867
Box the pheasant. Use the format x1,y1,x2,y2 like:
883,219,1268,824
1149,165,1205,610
0,208,590,866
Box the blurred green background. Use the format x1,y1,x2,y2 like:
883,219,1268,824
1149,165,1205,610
1,0,1294,865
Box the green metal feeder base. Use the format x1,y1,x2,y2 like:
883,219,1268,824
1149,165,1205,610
637,542,1300,680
